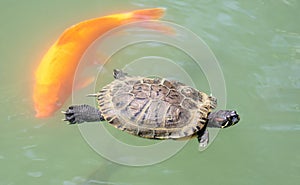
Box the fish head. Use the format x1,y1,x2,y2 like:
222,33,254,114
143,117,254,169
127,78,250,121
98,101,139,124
33,83,66,118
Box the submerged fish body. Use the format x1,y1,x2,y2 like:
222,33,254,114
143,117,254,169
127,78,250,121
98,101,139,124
33,8,166,118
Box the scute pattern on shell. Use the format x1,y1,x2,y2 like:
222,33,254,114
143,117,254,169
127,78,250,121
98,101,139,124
97,75,217,140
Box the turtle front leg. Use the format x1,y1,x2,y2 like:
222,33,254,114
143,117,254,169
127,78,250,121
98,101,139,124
197,129,209,148
62,104,104,124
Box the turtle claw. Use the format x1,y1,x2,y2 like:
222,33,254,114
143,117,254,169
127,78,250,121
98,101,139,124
199,140,208,148
62,106,79,124
63,114,77,124
197,129,209,150
62,118,73,125
62,118,70,122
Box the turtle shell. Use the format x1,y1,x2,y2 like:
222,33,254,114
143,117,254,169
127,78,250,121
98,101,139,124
97,76,217,140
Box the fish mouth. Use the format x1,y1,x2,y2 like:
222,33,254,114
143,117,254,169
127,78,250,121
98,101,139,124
35,111,50,118
34,104,58,118
35,109,54,118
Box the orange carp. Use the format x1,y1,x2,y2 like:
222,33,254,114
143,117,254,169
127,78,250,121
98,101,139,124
33,8,165,118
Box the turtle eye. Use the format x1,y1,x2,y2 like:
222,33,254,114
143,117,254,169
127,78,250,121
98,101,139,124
230,111,238,117
230,111,240,124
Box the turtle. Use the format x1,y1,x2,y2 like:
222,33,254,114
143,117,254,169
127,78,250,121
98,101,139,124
63,69,240,148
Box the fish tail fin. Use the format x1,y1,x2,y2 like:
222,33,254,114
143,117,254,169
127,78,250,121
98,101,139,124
131,7,166,20
130,8,175,35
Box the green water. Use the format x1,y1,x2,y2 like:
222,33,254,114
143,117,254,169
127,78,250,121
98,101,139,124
1,0,299,184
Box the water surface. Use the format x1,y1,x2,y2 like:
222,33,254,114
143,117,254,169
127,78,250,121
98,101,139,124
0,0,299,184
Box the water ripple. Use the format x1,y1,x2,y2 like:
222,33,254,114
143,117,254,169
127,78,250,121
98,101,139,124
261,124,300,131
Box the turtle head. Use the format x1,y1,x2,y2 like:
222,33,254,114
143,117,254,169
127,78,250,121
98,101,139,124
207,110,240,128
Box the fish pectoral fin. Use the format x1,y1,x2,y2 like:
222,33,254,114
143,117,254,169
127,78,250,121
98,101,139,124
74,76,95,90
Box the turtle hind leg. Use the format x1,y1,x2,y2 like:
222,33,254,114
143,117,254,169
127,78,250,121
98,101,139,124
197,129,209,148
62,104,104,124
